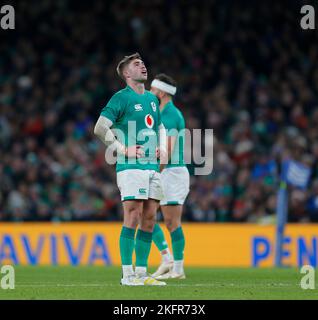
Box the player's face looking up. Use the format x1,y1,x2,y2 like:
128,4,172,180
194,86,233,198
124,59,148,83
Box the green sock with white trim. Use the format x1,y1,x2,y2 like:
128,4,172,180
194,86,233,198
171,226,185,273
119,226,135,278
153,223,172,263
135,229,153,275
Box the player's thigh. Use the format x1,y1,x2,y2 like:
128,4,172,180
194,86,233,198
122,200,143,227
142,198,160,219
122,200,144,215
139,198,159,231
117,169,150,201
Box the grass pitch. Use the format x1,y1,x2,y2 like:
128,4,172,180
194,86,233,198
0,266,317,300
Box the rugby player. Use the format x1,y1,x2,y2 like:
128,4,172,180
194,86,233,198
150,74,189,279
94,54,167,286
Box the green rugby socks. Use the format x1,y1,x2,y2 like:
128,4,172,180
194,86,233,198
153,223,173,263
119,226,135,277
135,229,153,274
171,226,185,273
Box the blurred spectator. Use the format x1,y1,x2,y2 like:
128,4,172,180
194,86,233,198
1,0,318,222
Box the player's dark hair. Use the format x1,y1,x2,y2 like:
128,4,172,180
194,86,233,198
154,73,177,88
116,53,142,80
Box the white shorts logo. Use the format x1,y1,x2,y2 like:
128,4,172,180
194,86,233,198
145,114,154,128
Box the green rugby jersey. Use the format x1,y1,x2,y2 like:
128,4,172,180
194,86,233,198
160,100,186,168
100,85,161,172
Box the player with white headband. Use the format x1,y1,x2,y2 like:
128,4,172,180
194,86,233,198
150,74,190,280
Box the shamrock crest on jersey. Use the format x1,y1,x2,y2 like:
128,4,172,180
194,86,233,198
151,101,157,112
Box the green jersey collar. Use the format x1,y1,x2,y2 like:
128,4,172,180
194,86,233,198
126,85,147,96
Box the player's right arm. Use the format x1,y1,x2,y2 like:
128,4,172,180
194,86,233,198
94,93,144,158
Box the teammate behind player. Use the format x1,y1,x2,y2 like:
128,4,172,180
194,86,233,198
150,74,190,279
94,54,167,286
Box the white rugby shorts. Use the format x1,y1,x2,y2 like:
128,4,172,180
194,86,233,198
160,166,190,206
117,169,163,201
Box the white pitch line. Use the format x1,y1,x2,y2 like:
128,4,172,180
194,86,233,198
15,283,296,288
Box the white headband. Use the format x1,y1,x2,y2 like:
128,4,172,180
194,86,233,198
151,79,177,95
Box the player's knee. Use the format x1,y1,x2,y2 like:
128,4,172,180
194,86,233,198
125,207,142,228
165,219,180,233
164,218,174,232
142,207,156,222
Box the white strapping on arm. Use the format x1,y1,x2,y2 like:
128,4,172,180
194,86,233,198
94,116,126,155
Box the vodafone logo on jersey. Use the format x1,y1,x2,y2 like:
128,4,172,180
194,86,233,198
145,114,154,128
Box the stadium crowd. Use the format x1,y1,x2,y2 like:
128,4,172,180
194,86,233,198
1,0,318,223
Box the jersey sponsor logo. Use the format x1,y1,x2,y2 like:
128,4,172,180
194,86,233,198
134,104,143,111
145,114,154,128
151,102,156,112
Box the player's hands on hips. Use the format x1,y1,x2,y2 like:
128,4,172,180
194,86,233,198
125,145,145,158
